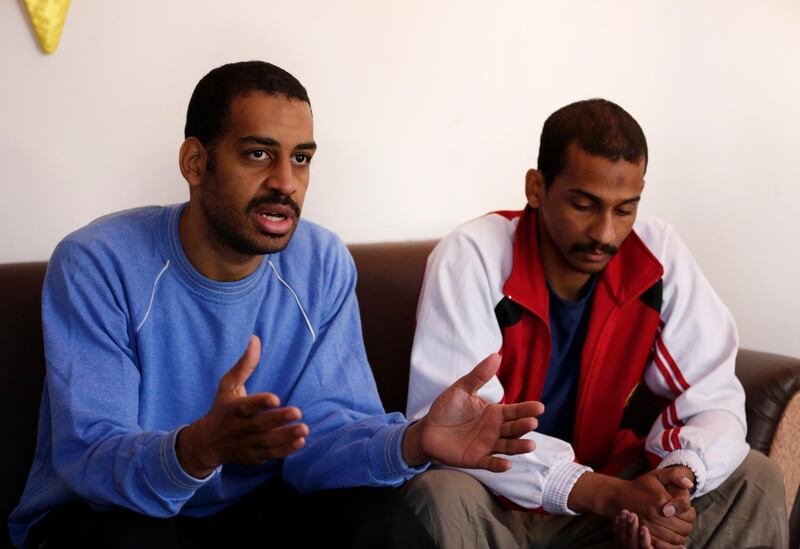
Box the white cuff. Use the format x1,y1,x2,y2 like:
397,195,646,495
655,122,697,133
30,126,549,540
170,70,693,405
542,461,593,515
657,449,707,496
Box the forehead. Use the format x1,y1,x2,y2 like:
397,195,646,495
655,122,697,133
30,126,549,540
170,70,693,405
224,92,313,144
556,143,645,199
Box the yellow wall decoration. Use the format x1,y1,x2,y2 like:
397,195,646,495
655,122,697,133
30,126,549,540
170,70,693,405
24,0,71,54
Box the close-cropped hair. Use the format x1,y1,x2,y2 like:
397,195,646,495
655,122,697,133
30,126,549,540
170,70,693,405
537,98,648,187
184,60,310,149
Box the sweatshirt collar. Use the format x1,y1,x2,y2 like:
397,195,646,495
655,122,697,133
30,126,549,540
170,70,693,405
166,203,268,300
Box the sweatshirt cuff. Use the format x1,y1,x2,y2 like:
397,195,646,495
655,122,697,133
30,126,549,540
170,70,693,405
145,427,220,498
657,449,706,496
367,418,429,484
542,461,593,515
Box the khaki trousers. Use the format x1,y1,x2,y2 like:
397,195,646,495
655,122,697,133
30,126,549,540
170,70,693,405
402,450,788,549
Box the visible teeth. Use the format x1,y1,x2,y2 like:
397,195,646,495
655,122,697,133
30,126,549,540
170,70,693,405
261,213,286,221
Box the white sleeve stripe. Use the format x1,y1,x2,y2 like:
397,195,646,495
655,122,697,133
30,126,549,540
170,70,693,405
267,260,316,342
136,259,170,333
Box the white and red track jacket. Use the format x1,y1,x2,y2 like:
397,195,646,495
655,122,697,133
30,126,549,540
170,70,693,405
407,207,748,515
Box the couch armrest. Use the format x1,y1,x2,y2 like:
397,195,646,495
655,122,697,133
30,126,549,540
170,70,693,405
735,349,800,548
735,349,800,454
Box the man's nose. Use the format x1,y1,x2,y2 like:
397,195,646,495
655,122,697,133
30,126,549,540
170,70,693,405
264,157,297,195
588,211,616,246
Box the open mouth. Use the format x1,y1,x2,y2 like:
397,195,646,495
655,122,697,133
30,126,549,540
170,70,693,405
252,205,295,236
261,212,287,222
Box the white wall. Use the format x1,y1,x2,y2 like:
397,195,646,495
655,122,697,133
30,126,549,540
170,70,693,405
2,0,799,357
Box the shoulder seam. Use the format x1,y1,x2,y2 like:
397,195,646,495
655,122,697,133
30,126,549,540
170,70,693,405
267,260,317,342
136,260,171,333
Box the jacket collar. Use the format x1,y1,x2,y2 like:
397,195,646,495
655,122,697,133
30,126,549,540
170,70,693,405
502,207,664,318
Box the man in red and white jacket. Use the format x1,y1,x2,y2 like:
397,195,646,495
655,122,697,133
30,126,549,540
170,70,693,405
404,99,788,549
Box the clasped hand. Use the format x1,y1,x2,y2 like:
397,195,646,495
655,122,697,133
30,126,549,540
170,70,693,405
613,467,696,549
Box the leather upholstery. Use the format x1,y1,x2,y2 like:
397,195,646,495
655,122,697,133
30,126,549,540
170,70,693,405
736,349,800,455
2,246,799,548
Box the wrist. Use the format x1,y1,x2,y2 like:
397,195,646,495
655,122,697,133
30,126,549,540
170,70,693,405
567,472,626,518
401,420,428,467
176,421,218,478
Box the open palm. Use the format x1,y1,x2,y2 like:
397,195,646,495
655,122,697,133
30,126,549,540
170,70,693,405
419,354,544,472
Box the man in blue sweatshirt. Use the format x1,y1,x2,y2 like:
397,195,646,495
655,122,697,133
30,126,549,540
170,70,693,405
9,61,544,548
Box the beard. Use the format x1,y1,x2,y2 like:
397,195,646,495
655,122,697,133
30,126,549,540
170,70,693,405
200,172,301,256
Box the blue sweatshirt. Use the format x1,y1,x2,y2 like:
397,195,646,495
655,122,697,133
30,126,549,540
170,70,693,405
9,204,424,547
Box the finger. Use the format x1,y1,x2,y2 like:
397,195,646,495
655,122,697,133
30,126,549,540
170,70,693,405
234,392,281,417
648,523,688,545
613,515,627,547
249,406,302,429
657,467,694,491
651,537,684,549
662,493,692,517
453,353,501,395
250,422,309,451
639,525,652,549
256,435,307,460
627,512,639,546
475,454,512,473
219,335,262,393
676,505,696,524
492,438,534,455
617,510,633,548
502,400,545,420
499,417,538,438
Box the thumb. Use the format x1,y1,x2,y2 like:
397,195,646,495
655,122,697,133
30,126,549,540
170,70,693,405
219,335,261,394
656,466,695,490
454,353,501,395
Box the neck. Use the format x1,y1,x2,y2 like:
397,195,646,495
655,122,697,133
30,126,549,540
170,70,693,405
179,203,263,282
537,215,591,301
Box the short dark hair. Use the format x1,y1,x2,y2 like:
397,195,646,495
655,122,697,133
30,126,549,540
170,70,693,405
184,61,310,148
537,98,647,187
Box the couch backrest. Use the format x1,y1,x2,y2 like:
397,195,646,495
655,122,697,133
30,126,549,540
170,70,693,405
0,262,47,547
349,240,438,413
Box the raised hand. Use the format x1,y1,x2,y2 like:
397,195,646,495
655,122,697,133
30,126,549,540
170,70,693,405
403,353,544,471
176,335,308,478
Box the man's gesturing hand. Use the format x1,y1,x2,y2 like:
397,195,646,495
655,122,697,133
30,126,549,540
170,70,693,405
403,353,544,471
176,336,308,478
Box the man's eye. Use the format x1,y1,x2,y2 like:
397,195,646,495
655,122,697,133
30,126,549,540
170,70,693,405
571,202,591,212
292,153,311,166
615,209,634,217
248,150,268,160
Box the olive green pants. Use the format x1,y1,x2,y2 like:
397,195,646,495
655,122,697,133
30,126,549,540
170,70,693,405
402,450,788,549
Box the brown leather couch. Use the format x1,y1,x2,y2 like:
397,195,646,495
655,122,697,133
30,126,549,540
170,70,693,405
2,242,800,548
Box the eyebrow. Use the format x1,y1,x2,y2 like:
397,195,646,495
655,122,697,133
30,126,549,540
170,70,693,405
238,135,317,151
568,189,641,205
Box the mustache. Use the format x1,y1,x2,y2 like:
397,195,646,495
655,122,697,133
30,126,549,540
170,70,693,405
246,191,301,218
571,241,618,256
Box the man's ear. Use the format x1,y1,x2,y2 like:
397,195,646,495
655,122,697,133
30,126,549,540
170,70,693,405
525,169,546,208
179,137,208,188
